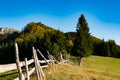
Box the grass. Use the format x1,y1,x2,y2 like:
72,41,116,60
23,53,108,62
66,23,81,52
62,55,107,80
0,66,32,80
0,70,18,80
82,56,120,80
1,56,120,80
43,56,120,80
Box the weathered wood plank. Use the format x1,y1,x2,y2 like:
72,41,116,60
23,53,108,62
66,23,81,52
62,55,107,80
0,59,34,73
25,58,29,80
15,43,24,80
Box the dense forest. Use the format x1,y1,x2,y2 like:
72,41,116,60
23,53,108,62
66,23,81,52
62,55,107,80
0,14,120,64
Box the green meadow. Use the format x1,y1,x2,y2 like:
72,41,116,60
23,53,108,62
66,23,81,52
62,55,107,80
44,56,120,80
0,56,120,80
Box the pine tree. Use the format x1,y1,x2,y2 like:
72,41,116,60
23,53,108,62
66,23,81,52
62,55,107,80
72,14,93,65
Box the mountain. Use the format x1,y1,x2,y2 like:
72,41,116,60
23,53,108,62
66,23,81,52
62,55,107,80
0,27,21,34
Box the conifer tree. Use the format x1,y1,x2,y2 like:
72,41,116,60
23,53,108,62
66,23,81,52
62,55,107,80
72,14,93,65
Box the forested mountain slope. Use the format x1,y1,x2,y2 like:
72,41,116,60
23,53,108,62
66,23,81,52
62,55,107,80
0,22,120,64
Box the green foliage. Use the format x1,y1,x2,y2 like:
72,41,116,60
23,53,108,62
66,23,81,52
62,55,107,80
72,14,93,57
2,22,67,62
93,39,120,58
0,17,120,64
65,32,74,53
50,43,60,60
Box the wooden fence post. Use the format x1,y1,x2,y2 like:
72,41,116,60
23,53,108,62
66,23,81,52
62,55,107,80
68,53,70,61
37,49,50,65
47,51,51,59
25,58,29,80
15,43,23,80
60,52,63,64
35,53,45,80
32,47,40,80
47,51,55,71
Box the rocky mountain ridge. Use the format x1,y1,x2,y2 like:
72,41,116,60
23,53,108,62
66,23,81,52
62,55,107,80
0,27,21,34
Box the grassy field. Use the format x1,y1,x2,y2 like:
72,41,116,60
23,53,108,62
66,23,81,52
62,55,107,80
0,70,18,80
1,56,120,80
82,56,120,80
43,56,120,80
0,67,29,80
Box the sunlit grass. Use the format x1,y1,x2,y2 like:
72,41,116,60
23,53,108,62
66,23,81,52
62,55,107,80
0,70,18,80
82,56,120,79
0,66,32,80
1,56,120,80
43,56,120,80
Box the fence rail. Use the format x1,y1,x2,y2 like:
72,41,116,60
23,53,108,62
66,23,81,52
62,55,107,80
0,59,51,73
13,61,49,80
0,43,69,80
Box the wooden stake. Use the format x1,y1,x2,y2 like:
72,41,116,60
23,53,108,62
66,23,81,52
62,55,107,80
36,53,45,80
47,51,52,59
47,51,55,71
60,52,63,64
37,49,50,65
25,58,29,80
35,52,43,80
15,43,23,80
32,47,40,80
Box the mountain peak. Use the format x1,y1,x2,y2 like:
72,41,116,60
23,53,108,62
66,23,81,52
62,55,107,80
0,27,21,34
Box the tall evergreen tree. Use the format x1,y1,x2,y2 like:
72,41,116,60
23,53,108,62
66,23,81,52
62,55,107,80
72,14,93,65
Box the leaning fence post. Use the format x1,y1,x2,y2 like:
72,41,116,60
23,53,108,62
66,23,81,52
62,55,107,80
25,58,29,80
35,52,45,80
37,49,50,65
32,47,40,80
47,51,55,71
15,43,23,80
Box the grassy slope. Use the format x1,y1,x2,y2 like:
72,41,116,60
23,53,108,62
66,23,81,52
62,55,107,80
44,56,120,80
0,56,120,80
82,56,120,80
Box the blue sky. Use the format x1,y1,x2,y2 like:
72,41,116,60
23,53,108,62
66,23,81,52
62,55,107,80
0,0,120,45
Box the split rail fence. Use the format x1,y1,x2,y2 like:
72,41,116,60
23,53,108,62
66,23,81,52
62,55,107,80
0,43,70,80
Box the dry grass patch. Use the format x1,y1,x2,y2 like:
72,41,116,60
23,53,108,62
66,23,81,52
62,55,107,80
45,64,99,80
44,56,120,80
31,56,120,80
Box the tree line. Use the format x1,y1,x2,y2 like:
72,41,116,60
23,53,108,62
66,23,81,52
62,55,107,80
0,14,120,64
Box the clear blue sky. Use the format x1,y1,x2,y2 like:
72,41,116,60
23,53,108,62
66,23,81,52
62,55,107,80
0,0,120,45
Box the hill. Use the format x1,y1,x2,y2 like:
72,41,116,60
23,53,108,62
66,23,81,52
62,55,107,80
0,21,120,64
0,22,66,64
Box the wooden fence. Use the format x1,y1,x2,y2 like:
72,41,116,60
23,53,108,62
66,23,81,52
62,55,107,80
0,59,51,73
14,43,55,80
0,43,55,80
0,43,70,80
